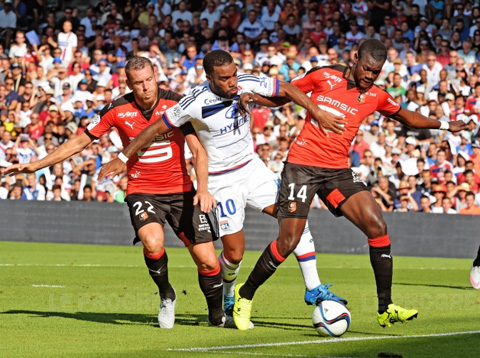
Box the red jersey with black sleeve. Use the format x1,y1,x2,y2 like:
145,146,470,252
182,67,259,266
289,65,401,169
85,89,193,196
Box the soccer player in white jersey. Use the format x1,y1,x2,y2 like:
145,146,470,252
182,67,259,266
99,50,347,325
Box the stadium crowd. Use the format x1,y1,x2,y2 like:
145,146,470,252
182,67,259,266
0,0,480,215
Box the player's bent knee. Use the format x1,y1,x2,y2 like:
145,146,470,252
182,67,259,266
142,236,165,255
223,249,244,264
276,237,299,257
366,217,387,238
197,260,219,272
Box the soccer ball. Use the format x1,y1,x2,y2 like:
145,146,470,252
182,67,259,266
312,300,351,337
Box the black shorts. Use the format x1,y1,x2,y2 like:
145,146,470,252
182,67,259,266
125,189,219,246
277,163,368,218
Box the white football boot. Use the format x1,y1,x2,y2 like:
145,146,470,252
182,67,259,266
158,289,176,328
470,266,480,289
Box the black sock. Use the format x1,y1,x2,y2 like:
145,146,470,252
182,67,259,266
144,250,175,301
240,242,285,300
473,245,480,267
369,245,393,313
198,268,224,325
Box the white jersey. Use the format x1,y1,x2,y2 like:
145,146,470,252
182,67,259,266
57,31,77,63
163,74,279,174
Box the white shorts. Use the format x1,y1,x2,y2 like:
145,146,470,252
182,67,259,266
208,157,280,236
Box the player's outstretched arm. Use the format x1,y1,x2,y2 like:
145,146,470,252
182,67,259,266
185,132,216,213
277,81,346,135
5,132,92,176
238,92,289,118
391,108,476,132
239,85,346,135
98,117,170,181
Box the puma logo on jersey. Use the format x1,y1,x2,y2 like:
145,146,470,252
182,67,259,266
125,121,135,130
381,254,392,259
327,80,337,90
155,110,164,116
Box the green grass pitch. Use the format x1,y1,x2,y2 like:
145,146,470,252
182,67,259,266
1,241,479,358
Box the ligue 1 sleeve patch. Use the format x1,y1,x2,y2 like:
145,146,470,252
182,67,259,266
139,212,149,221
86,114,101,130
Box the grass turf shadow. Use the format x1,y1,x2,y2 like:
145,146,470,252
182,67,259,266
394,282,471,290
2,309,214,327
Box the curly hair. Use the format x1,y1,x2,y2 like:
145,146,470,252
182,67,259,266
203,50,233,76
358,39,387,63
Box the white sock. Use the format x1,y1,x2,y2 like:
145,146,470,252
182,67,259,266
218,251,241,297
293,221,321,290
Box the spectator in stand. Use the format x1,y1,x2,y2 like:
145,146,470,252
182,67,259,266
459,191,480,215
0,0,17,49
238,10,264,44
387,71,407,99
380,15,396,38
372,176,395,212
442,196,457,214
394,194,418,212
463,169,479,193
9,31,27,60
370,131,388,160
430,149,454,183
422,52,443,92
393,181,415,211
261,0,280,31
22,172,46,200
431,184,447,213
352,129,370,160
345,21,365,47
419,195,432,213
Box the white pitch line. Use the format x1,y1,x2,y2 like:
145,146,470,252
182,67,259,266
196,351,351,358
202,351,308,357
0,263,466,270
166,330,480,352
32,284,65,288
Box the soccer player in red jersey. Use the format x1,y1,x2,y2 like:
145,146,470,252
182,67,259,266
233,39,474,330
6,57,224,328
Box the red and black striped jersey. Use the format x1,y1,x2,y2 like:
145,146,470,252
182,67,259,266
289,65,401,169
85,89,193,195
